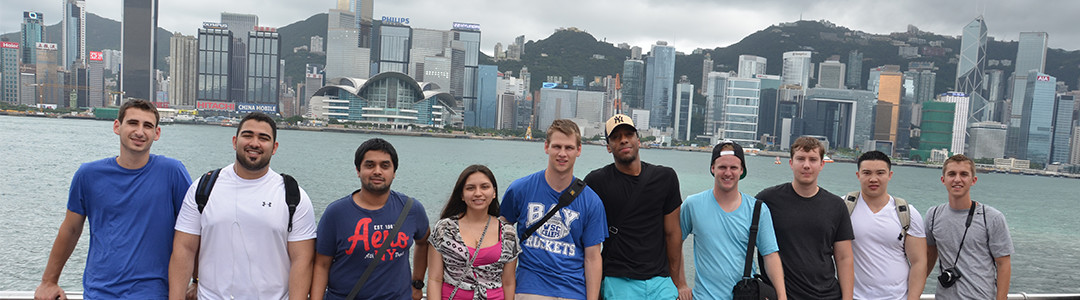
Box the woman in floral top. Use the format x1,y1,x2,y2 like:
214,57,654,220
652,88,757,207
428,165,521,300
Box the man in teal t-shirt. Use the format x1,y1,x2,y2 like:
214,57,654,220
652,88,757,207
680,141,786,300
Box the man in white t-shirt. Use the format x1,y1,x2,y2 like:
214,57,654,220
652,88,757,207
848,150,927,300
168,112,317,300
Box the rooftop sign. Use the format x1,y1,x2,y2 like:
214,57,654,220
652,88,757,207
202,22,228,30
452,22,480,31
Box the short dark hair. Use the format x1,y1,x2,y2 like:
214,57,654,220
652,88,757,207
117,99,160,126
354,138,399,171
236,112,278,141
790,136,825,159
942,154,975,175
439,165,500,219
857,150,892,170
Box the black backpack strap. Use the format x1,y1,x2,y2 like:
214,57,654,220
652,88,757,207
281,174,300,232
346,196,416,300
195,169,222,213
742,199,764,278
521,178,585,241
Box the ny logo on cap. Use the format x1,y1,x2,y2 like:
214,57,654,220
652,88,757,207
614,116,624,123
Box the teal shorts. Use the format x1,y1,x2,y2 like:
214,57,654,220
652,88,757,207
601,276,677,300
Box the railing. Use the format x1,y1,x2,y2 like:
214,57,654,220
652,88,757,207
1,292,1078,300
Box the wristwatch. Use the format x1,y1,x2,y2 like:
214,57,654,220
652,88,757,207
412,279,424,290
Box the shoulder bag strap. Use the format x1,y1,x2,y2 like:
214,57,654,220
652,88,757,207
520,178,585,241
346,196,416,300
742,199,764,278
608,165,650,236
195,168,222,213
281,174,300,232
448,216,492,299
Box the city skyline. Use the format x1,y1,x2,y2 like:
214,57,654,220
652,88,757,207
3,0,1080,56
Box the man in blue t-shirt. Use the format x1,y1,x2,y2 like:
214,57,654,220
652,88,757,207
36,99,192,299
500,119,607,300
312,138,430,300
681,141,786,300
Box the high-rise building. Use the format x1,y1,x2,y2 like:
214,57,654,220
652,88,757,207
800,88,877,150
196,24,232,110
245,27,281,110
644,41,675,129
62,0,87,69
938,92,971,155
782,51,812,88
621,59,644,109
302,64,323,113
1018,72,1056,164
371,20,412,75
846,50,863,89
955,17,987,123
168,33,198,108
673,76,694,141
221,12,259,45
874,67,903,149
325,9,369,79
466,64,497,128
915,101,956,156
35,43,64,107
310,36,324,54
984,69,1006,122
817,60,845,89
409,28,450,78
701,53,712,94
102,49,122,72
21,12,45,65
1006,32,1049,157
121,0,159,102
738,55,767,79
1071,124,1080,165
1050,94,1074,164
705,71,762,145
19,72,36,106
1,42,19,104
967,121,1007,159
87,51,106,107
452,22,481,127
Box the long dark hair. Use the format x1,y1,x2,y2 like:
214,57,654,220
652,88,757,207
439,165,500,219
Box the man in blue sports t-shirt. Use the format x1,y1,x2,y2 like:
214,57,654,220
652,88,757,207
500,119,607,300
36,99,193,299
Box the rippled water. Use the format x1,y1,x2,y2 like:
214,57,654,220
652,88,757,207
1,115,1077,294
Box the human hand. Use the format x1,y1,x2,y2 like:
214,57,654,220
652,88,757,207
412,287,423,300
186,282,198,300
34,282,67,300
677,285,692,300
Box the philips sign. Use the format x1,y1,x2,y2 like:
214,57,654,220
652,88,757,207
236,103,278,113
381,16,410,25
452,22,481,31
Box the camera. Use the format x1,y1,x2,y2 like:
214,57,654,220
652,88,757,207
938,267,963,288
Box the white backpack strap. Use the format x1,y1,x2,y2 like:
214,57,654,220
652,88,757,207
844,191,860,215
893,196,911,240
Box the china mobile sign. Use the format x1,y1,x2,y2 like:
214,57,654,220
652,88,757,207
236,103,278,113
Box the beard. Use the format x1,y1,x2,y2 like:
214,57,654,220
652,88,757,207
614,151,637,165
235,150,271,172
362,178,392,194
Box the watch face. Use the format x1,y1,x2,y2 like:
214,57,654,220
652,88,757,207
412,280,424,289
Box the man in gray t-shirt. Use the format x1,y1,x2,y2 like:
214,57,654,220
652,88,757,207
925,155,1013,300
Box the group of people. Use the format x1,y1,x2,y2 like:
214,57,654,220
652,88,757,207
34,99,1014,300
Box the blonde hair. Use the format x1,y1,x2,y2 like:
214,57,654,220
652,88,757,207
546,119,581,145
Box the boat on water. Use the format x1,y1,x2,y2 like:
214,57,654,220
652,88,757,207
824,155,835,163
775,156,782,164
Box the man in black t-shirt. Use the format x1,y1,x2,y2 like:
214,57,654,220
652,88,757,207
755,136,854,300
584,114,690,300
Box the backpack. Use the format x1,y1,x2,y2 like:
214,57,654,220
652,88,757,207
845,191,910,241
195,168,302,232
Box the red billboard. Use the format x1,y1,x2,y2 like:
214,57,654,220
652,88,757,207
197,101,236,111
88,51,103,61
0,42,18,49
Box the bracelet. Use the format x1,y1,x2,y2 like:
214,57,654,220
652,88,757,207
192,277,199,284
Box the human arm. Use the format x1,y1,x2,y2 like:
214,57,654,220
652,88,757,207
762,252,786,300
287,239,315,300
995,255,1011,300
168,231,201,300
502,258,517,300
833,240,854,300
664,207,691,300
34,210,85,300
412,229,431,300
904,236,928,300
310,253,332,300
426,246,443,300
584,244,602,300
925,245,938,279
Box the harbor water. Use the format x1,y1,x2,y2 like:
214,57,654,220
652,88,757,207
1,116,1077,294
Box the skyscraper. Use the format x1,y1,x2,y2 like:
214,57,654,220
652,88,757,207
87,51,106,107
967,121,1007,159
938,92,971,155
21,12,45,65
245,27,281,109
168,33,198,108
846,50,863,89
644,41,675,130
1018,72,1056,164
0,42,19,104
62,0,86,69
452,22,482,127
701,53,712,94
801,88,876,150
196,24,232,110
816,59,845,89
738,55,767,79
35,43,63,107
621,59,644,109
1050,94,1074,164
874,67,903,149
325,9,369,79
705,71,762,145
1006,32,1049,157
782,51,812,88
371,20,412,74
121,0,158,102
673,76,694,141
955,17,988,123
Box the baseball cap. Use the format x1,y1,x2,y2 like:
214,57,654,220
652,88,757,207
604,114,636,138
711,140,748,179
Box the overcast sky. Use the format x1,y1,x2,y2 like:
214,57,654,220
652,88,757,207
3,0,1079,55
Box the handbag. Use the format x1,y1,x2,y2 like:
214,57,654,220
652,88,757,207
732,199,778,300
